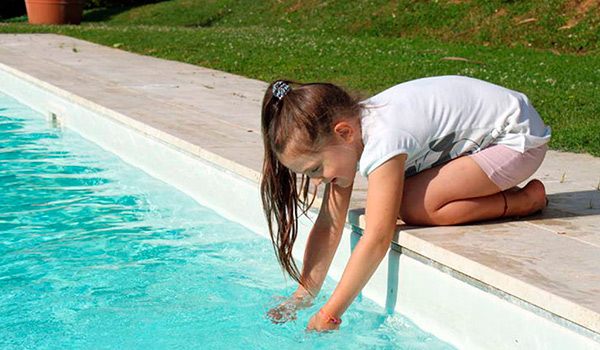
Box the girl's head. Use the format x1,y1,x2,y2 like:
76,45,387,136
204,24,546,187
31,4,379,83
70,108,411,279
260,80,363,287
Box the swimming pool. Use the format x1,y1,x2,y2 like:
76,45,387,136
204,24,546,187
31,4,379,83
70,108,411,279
0,92,457,349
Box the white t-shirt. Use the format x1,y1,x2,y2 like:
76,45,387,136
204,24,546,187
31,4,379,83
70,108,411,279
358,75,551,178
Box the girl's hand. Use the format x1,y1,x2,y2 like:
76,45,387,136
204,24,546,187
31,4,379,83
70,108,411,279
266,294,313,324
306,310,340,332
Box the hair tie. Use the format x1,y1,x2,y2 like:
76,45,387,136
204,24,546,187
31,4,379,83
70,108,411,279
273,81,291,100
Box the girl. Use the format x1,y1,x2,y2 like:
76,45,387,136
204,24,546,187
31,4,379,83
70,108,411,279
260,75,551,331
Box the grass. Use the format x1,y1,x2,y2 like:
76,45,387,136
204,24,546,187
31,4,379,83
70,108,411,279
84,0,600,54
0,0,599,156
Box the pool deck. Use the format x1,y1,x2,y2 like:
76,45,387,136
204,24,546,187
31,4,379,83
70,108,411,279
1,34,599,340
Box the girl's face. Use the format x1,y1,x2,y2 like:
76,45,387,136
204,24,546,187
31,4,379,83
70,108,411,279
279,121,362,188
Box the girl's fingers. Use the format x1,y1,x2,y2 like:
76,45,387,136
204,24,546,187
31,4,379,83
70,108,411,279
265,294,314,324
266,302,298,324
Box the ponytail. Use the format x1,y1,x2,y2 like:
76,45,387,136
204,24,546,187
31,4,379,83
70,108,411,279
260,80,361,288
260,140,312,286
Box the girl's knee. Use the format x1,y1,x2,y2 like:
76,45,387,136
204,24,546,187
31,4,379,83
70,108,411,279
402,207,458,226
401,206,433,226
428,213,461,226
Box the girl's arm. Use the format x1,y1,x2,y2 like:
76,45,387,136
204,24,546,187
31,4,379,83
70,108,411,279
294,179,354,298
307,154,406,330
267,180,353,323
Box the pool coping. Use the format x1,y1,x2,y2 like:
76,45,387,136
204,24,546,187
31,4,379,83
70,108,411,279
1,33,599,346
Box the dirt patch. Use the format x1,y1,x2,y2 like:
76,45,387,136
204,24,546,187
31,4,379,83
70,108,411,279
286,0,325,13
560,0,600,29
288,1,302,13
572,0,600,15
513,8,539,25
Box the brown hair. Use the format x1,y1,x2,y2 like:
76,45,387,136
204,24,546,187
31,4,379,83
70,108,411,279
260,80,363,288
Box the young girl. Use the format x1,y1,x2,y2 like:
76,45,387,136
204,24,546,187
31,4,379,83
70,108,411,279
260,75,551,331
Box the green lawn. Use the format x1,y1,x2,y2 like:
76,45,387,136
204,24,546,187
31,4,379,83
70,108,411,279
1,0,599,156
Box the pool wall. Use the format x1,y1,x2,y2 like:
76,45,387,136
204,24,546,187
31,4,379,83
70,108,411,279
2,62,599,350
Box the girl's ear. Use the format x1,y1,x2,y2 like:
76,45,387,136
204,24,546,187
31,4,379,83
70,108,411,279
333,121,355,142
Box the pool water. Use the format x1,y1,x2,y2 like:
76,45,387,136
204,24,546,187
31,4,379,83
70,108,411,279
0,91,455,349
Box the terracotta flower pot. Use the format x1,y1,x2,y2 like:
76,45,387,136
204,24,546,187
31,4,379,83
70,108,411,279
25,0,84,25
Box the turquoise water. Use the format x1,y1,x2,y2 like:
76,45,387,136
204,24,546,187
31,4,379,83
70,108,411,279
0,91,455,350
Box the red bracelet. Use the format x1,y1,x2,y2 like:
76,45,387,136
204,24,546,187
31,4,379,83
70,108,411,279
319,308,342,325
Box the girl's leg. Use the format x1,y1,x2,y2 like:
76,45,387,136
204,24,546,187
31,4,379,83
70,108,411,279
400,155,547,226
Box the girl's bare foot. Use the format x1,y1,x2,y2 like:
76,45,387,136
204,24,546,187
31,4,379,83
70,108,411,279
506,186,521,192
507,179,547,217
